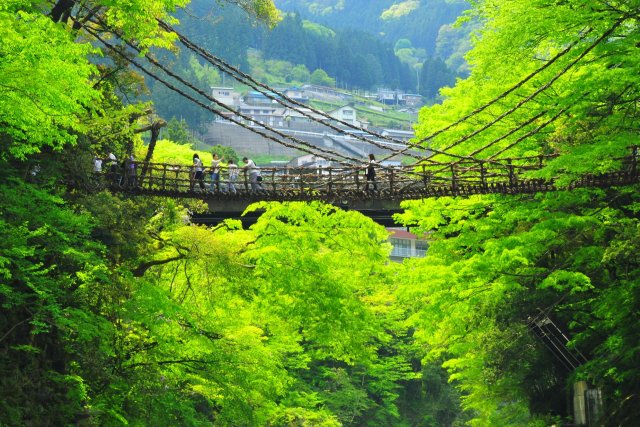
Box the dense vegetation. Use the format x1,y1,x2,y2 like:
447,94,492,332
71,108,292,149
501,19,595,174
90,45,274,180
2,1,639,427
273,0,468,55
148,0,464,130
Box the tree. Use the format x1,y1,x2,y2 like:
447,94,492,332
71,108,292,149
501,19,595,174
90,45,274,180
0,5,99,159
404,0,640,423
419,56,457,99
164,117,194,145
310,68,335,87
289,64,311,83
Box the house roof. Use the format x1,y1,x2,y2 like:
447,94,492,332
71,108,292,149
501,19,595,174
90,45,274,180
388,229,417,239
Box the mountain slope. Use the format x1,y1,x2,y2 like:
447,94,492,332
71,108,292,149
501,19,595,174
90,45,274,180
274,0,469,55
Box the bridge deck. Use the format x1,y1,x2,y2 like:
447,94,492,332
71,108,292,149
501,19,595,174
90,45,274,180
94,151,639,213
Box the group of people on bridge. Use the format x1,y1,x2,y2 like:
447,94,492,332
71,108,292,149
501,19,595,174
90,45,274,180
91,149,380,194
190,153,263,193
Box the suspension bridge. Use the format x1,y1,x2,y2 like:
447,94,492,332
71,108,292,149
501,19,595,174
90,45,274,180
70,11,640,227
95,148,639,216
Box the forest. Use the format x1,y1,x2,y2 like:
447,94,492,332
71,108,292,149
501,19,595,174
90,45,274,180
1,0,639,426
148,0,463,131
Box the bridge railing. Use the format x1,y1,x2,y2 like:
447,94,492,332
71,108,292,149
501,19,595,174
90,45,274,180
96,147,637,196
98,158,554,193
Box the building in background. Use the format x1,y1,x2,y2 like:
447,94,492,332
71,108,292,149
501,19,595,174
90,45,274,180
387,228,428,261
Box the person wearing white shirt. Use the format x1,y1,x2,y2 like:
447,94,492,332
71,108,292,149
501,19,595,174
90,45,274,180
242,157,263,191
227,159,239,194
192,153,205,191
209,153,224,192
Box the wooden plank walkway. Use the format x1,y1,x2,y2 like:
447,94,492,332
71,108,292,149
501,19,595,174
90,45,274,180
91,149,639,211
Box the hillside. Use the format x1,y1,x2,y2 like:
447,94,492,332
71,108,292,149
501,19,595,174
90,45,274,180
274,0,469,54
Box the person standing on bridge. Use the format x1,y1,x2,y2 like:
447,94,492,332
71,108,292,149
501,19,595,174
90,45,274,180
125,154,137,188
242,157,263,191
209,152,224,193
107,151,119,185
191,153,205,191
365,153,377,191
226,158,239,194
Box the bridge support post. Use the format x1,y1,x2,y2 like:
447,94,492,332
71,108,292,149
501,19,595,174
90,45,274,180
479,161,487,192
507,159,516,188
450,164,457,192
390,168,395,193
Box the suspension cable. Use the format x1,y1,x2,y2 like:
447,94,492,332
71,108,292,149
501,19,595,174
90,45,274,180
82,24,366,165
380,27,596,162
158,20,428,151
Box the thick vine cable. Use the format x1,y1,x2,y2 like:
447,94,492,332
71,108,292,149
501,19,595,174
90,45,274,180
488,107,570,160
393,19,625,165
83,25,364,165
79,6,620,174
380,27,597,162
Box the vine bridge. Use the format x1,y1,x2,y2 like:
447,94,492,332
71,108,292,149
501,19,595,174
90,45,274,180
99,149,639,215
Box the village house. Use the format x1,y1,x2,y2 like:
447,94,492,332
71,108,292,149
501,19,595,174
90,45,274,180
329,104,362,127
388,228,428,261
380,128,415,142
243,90,281,106
210,86,240,108
283,87,309,104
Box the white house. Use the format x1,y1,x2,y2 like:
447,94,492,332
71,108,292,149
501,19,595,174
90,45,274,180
282,108,326,126
210,87,240,108
381,128,415,142
287,154,332,168
387,228,428,261
284,87,309,104
329,105,361,127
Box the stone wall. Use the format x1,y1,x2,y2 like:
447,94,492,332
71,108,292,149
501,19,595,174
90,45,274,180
203,121,412,161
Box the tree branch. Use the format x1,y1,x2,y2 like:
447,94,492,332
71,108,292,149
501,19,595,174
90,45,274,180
132,254,185,277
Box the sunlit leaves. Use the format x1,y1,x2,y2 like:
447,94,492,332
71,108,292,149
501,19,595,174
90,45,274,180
0,8,100,159
395,186,640,423
414,0,640,179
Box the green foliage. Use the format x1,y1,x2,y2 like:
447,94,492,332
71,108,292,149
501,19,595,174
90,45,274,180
405,1,640,419
209,144,239,164
165,117,197,145
394,39,413,51
144,139,208,165
247,50,311,86
395,187,640,424
0,5,99,159
260,12,415,90
302,20,336,38
1,0,465,425
14,0,640,425
0,175,109,425
310,68,336,87
381,1,421,20
276,0,468,57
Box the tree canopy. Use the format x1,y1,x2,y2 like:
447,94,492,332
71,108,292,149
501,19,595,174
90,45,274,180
402,0,640,423
1,0,639,425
